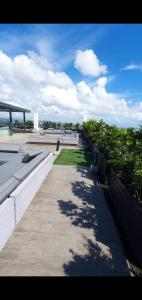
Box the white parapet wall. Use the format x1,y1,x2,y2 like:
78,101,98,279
11,153,53,225
0,197,15,251
0,153,53,252
28,133,79,145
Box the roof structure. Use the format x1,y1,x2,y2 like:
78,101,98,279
0,101,30,113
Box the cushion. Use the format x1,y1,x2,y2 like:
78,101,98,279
22,151,42,163
0,156,24,186
0,177,19,205
28,150,42,157
13,153,46,181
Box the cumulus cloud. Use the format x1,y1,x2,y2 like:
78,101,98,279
76,77,142,125
95,77,107,87
0,49,80,118
74,49,107,76
27,51,52,70
0,50,13,78
40,85,80,110
0,49,142,126
46,71,74,89
122,63,142,71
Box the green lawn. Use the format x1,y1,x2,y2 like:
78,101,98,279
54,149,92,166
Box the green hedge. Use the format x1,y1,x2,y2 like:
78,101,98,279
83,119,142,206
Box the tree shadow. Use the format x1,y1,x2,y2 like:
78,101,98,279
58,198,97,230
57,171,130,276
75,166,94,180
64,238,128,276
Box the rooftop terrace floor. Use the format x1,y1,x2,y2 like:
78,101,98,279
0,162,130,276
0,132,79,153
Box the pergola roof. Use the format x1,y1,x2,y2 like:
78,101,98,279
0,101,30,113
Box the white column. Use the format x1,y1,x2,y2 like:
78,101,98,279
34,112,39,131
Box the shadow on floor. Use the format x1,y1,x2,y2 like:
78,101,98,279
75,165,94,180
57,169,130,276
64,237,125,276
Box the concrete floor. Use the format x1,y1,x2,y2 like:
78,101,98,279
0,132,31,144
0,132,80,153
0,164,130,276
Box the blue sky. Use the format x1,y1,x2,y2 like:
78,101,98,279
0,23,142,127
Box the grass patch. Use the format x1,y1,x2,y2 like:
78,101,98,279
54,149,92,166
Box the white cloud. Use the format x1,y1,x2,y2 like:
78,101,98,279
122,63,142,71
46,71,74,89
35,38,56,64
74,49,107,76
77,81,92,96
0,49,142,126
40,85,80,110
95,77,107,87
13,54,47,85
27,51,52,70
76,77,142,125
0,49,80,119
0,50,13,78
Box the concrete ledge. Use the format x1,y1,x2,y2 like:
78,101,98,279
11,153,53,225
0,153,53,251
27,135,79,145
27,141,79,146
0,177,19,205
0,197,15,251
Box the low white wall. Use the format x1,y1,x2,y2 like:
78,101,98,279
62,137,79,145
11,153,53,225
28,135,79,145
0,153,53,252
0,197,15,251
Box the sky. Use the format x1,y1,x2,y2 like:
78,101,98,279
0,23,142,127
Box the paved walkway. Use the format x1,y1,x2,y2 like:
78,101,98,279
0,165,130,276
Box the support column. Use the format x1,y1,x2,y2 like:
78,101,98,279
9,110,13,135
34,112,39,131
23,112,26,132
